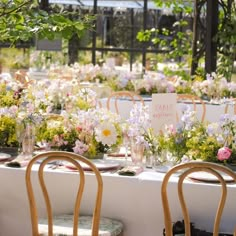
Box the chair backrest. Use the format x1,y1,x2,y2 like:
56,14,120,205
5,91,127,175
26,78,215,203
25,151,103,236
161,161,236,236
15,70,32,87
106,91,144,114
177,94,206,122
224,99,236,115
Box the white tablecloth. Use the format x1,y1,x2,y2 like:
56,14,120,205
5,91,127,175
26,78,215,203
0,164,236,236
100,98,234,122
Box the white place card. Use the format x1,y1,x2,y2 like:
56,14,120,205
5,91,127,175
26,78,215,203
151,93,177,133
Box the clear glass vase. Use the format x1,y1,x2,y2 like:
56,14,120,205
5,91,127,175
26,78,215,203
145,153,154,168
130,139,145,166
22,123,35,159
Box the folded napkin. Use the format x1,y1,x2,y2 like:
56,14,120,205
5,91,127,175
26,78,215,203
118,166,143,176
5,154,30,168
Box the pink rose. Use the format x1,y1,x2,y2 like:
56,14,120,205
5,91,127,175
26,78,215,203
217,147,232,161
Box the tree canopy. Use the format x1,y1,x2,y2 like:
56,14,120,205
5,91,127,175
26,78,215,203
0,0,94,45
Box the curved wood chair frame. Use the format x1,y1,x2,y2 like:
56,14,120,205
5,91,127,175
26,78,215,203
177,94,206,122
25,151,103,236
106,91,144,114
161,161,236,236
224,98,236,115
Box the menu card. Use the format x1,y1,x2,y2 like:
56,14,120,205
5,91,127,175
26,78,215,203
151,93,177,133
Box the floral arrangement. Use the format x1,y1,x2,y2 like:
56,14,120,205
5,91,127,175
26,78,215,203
125,103,159,156
0,102,43,147
36,108,123,158
191,73,236,101
133,72,176,95
22,79,98,113
70,63,118,83
106,71,137,91
157,106,236,164
104,69,236,101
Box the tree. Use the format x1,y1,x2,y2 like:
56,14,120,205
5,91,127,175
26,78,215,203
137,0,236,80
0,0,94,46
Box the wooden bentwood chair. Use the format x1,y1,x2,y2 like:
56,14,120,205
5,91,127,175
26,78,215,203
106,91,144,114
25,151,123,236
161,161,236,236
224,98,236,115
177,94,206,123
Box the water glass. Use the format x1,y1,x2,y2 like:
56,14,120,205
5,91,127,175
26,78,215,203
130,140,145,166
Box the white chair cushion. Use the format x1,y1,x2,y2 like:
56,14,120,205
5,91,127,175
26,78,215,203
38,215,123,236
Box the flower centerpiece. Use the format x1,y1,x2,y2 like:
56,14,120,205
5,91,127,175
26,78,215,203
125,104,159,161
71,63,118,83
36,108,123,158
191,73,236,101
157,106,236,165
106,71,136,92
133,72,176,95
23,79,98,113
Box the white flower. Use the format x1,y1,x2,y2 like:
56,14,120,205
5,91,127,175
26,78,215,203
95,123,117,146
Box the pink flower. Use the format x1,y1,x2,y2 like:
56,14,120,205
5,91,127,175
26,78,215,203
73,140,88,155
217,147,232,161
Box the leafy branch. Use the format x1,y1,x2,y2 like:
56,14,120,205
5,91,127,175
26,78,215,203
0,0,94,44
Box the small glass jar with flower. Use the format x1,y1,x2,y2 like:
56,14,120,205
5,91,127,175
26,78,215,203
16,103,44,158
125,103,159,166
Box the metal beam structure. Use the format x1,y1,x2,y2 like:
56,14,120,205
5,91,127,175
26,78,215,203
45,0,235,75
205,0,218,73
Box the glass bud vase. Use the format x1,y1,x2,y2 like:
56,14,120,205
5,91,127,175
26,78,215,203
22,123,35,159
145,152,154,168
130,139,145,166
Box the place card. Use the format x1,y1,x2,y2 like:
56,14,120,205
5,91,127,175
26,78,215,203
151,93,177,133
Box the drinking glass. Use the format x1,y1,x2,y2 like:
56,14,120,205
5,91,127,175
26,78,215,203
22,123,35,159
121,123,130,165
130,139,145,166
123,131,130,164
16,121,25,155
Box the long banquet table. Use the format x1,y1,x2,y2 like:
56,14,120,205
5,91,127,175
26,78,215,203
100,97,235,122
0,163,236,236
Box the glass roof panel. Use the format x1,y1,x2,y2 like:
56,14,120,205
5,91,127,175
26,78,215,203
48,0,163,9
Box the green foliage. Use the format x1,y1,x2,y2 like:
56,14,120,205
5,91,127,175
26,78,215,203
216,4,236,80
0,84,19,107
136,1,193,76
0,115,17,147
138,0,236,80
0,0,94,44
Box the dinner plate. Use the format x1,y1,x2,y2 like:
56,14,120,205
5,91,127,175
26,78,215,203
187,171,234,183
153,165,172,173
65,159,121,171
0,153,11,161
34,150,58,164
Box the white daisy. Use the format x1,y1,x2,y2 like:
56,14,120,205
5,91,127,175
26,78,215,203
95,123,117,146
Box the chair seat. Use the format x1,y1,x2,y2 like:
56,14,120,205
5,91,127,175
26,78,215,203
38,215,123,236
